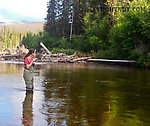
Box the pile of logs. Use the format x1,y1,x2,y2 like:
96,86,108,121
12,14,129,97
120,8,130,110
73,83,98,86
36,42,91,63
0,42,136,65
0,42,92,63
0,45,28,60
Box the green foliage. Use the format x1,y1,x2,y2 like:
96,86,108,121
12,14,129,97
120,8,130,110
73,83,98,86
51,48,75,55
96,48,118,59
22,32,35,48
70,35,91,52
22,31,66,51
22,31,45,50
83,14,111,51
89,35,101,51
59,37,68,49
41,33,59,49
108,0,150,62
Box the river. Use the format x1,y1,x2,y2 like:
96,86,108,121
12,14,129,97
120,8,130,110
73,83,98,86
0,62,150,126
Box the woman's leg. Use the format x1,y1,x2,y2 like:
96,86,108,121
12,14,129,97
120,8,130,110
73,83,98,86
24,70,34,91
25,78,34,91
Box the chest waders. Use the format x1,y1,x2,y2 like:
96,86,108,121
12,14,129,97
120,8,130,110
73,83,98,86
23,58,34,90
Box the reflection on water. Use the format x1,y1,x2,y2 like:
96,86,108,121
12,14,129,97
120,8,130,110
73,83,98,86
22,91,33,126
0,63,150,126
0,63,24,74
40,64,150,126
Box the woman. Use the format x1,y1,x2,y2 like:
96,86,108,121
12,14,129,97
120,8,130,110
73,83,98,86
23,48,36,91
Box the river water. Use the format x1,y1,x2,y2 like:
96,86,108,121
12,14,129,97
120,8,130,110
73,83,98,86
0,62,150,126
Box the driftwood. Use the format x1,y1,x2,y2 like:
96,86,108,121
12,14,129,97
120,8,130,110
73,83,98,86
40,42,51,55
0,45,136,64
73,57,92,61
36,48,90,63
0,42,92,63
87,59,136,63
87,59,136,64
35,44,86,63
0,45,28,60
0,54,19,58
0,44,104,63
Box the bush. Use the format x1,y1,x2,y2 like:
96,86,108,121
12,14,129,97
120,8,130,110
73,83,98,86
70,35,91,52
109,0,150,61
96,48,118,59
51,48,76,55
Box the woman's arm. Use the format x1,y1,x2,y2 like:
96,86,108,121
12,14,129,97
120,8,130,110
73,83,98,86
25,58,36,69
25,60,34,69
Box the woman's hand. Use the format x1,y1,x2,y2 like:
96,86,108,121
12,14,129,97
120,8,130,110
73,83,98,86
33,58,37,62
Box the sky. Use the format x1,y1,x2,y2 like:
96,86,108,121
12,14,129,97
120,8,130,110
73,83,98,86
0,0,48,22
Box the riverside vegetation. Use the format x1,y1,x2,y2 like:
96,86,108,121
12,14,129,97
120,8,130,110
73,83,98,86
0,0,150,67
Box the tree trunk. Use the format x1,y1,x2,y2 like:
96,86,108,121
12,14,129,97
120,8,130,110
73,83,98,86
40,42,52,55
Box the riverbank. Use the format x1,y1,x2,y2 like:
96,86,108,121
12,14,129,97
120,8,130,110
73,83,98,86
0,44,141,67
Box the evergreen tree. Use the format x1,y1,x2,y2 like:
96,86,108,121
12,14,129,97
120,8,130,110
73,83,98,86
71,0,87,35
44,0,57,36
56,0,70,37
44,0,87,38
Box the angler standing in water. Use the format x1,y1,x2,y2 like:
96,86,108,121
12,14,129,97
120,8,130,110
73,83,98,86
23,48,36,91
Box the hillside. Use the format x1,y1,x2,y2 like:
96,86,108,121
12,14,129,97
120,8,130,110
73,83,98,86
0,21,45,34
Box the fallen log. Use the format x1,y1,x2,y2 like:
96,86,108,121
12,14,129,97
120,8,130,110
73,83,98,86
0,54,19,58
40,42,52,55
87,59,136,63
51,53,66,57
73,57,92,61
0,52,9,55
67,52,77,58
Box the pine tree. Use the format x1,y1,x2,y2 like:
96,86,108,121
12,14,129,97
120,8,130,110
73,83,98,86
72,0,88,35
44,0,57,36
57,0,70,37
44,0,86,38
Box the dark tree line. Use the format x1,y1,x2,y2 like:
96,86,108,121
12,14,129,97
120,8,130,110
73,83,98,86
44,0,107,38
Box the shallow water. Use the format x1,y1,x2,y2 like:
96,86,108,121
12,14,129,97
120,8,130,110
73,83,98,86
0,63,150,126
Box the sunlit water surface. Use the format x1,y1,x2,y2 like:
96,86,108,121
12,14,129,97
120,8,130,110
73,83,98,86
0,63,150,126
